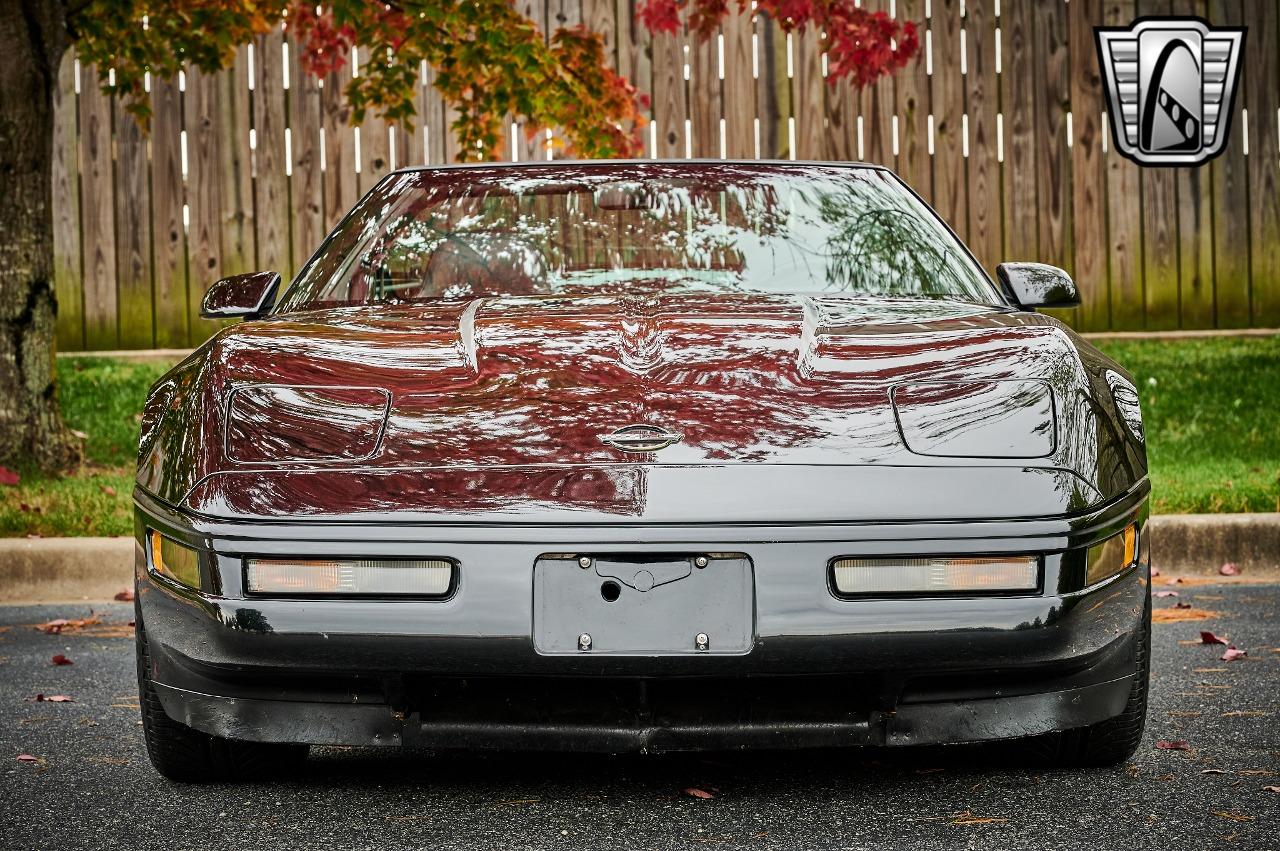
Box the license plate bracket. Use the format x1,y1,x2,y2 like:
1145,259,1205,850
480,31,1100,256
533,554,754,655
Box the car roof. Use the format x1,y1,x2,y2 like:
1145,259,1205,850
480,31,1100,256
388,159,893,177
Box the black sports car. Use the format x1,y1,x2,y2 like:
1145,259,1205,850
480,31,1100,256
134,162,1150,781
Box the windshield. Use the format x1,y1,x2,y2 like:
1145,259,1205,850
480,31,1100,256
275,163,1002,312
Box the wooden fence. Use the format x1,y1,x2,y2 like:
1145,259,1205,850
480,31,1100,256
51,0,1280,351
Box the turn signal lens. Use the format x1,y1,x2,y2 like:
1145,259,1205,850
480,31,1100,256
1086,523,1139,586
148,531,202,590
831,556,1039,596
246,558,455,596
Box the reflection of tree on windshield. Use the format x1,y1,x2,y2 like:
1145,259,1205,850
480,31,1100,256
810,181,972,298
277,167,997,309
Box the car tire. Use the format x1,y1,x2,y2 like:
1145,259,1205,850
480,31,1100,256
1019,583,1152,768
136,616,308,782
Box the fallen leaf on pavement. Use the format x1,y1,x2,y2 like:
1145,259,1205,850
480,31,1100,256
34,613,102,634
1212,812,1255,822
1156,740,1191,751
1219,563,1241,576
1200,631,1230,645
683,788,716,799
1201,769,1228,774
33,694,73,702
1221,647,1247,662
1152,607,1217,623
1151,566,1161,577
0,466,19,486
16,754,38,762
1174,602,1192,609
1263,786,1280,794
1194,667,1227,673
50,654,72,666
1222,711,1269,718
113,589,134,602
1154,591,1179,598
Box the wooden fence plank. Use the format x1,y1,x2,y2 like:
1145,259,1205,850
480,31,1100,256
690,29,722,158
51,54,82,351
965,0,1001,271
186,67,223,333
1246,0,1280,325
289,35,326,270
857,0,896,168
112,96,153,348
322,68,360,228
254,28,292,277
1104,0,1145,330
1208,0,1250,327
1033,0,1071,278
792,27,825,159
652,29,687,157
358,49,393,184
1069,0,1110,330
722,9,755,159
150,76,188,348
756,14,786,159
895,0,931,198
1001,0,1038,262
220,46,255,279
931,0,966,238
1138,1,1180,330
1172,0,1215,329
616,0,652,156
78,69,116,349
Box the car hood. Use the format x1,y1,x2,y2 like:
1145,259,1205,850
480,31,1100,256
139,292,1139,522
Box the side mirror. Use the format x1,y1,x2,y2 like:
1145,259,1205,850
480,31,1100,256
995,262,1081,310
200,271,282,320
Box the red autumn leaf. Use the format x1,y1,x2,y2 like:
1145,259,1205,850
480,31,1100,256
1174,601,1192,609
683,787,716,799
113,589,135,602
0,466,18,486
51,654,73,666
37,618,70,634
100,485,117,496
34,612,102,634
1221,647,1247,662
1219,562,1241,576
1150,566,1161,577
1155,740,1191,751
1200,631,1229,645
1154,591,1179,598
34,694,74,702
16,754,38,763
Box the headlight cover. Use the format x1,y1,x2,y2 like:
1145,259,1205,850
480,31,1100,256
830,555,1040,596
246,558,456,597
892,380,1056,458
148,530,203,590
1104,370,1145,443
1085,523,1139,586
226,385,390,463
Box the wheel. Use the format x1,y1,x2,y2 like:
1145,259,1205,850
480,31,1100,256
1017,585,1152,768
136,616,308,782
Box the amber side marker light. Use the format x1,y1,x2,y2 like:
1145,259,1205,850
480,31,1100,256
246,558,455,596
148,530,202,590
831,556,1039,596
1085,523,1139,586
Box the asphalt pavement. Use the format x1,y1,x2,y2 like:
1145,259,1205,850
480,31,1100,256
2,583,1278,850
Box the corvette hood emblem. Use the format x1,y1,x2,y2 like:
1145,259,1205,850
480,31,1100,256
599,424,683,453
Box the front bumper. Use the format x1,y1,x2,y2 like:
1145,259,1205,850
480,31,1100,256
134,483,1150,751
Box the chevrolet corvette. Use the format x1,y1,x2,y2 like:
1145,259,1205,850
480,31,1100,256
133,161,1150,781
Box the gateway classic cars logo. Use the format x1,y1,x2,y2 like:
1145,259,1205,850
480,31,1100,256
1095,17,1246,166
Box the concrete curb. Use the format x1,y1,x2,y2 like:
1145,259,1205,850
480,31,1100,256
1147,513,1280,577
0,537,134,603
1,515,1276,603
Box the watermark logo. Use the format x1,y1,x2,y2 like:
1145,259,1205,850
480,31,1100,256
1095,17,1246,167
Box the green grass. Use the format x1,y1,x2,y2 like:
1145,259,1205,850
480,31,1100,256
0,356,175,537
1,336,1277,536
1094,335,1280,515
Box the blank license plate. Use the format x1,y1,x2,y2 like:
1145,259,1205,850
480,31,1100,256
533,555,754,656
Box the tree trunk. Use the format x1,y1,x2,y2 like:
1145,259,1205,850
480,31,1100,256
0,0,78,470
